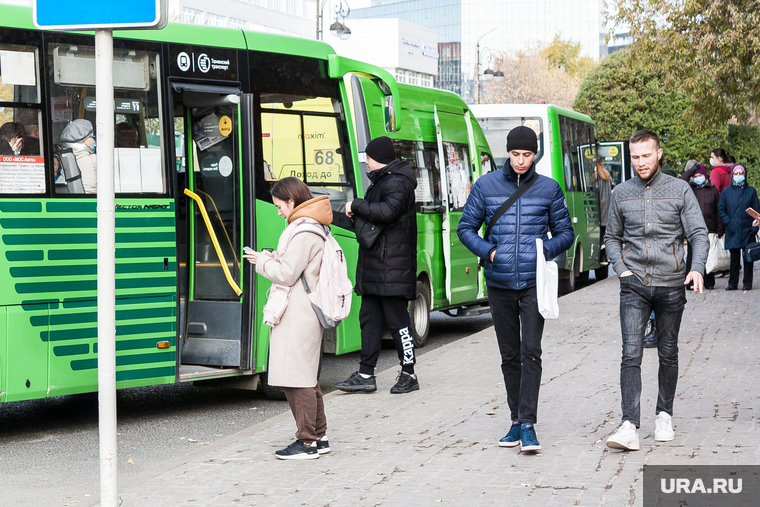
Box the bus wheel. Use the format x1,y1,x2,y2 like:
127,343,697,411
594,264,609,280
260,372,286,401
409,281,431,348
559,267,576,294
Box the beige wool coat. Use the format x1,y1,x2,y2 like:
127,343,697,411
255,196,332,388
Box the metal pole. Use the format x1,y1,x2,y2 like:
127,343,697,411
475,43,480,104
95,28,117,507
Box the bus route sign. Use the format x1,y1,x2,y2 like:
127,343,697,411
33,0,167,30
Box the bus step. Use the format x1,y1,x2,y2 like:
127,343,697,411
446,305,491,317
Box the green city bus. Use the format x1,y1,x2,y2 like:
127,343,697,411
470,103,608,292
0,5,490,402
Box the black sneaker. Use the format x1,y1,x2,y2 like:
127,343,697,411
316,437,331,454
275,440,318,460
390,371,419,394
335,371,377,393
742,285,752,291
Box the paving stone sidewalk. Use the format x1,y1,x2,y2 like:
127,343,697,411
89,275,760,506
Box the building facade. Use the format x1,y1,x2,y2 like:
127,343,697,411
330,18,438,88
353,0,608,101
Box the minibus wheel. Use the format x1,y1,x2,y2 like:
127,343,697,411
409,281,431,348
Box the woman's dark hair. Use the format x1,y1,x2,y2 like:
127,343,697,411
270,177,313,208
711,148,730,163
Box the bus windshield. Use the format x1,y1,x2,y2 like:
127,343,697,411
477,116,542,169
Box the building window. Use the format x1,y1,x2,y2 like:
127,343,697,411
206,13,225,27
182,7,204,24
228,17,247,30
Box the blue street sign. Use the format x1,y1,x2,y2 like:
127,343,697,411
34,0,166,30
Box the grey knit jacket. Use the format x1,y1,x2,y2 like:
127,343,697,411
605,170,709,287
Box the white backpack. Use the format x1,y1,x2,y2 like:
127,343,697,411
292,223,353,329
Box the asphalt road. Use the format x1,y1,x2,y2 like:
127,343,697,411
0,275,597,507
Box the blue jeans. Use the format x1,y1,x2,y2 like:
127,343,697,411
488,286,545,424
618,275,686,428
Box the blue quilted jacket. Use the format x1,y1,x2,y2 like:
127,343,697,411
457,163,574,290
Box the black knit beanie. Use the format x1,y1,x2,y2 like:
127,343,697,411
506,126,538,154
365,136,396,164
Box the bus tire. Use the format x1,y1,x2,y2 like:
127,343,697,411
594,265,609,280
409,281,431,348
559,267,576,294
259,372,286,401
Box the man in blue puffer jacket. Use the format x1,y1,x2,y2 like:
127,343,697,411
458,126,574,452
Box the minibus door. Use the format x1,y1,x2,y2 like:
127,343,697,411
174,84,254,370
434,106,480,306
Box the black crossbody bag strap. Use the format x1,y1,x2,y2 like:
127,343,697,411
483,172,538,241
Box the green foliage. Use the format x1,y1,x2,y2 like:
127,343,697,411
540,34,596,80
725,125,760,190
610,0,760,126
574,50,727,172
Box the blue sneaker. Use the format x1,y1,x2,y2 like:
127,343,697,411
520,423,542,452
499,421,521,448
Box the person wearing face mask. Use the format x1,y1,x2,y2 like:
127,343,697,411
681,162,724,290
59,119,97,194
717,165,760,290
0,122,26,156
708,148,735,194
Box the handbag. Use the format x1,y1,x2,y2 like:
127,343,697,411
744,232,760,263
478,172,538,268
353,215,384,249
705,232,731,273
535,238,559,319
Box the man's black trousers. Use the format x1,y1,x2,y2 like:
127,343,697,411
358,295,416,375
487,285,545,424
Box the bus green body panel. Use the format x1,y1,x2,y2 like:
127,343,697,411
356,77,487,310
545,105,602,272
0,199,177,402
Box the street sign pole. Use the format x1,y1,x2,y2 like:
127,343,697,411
95,28,117,507
32,3,165,505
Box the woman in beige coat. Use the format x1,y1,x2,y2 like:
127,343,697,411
244,177,332,460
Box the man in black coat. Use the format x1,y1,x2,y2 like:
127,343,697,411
335,136,420,394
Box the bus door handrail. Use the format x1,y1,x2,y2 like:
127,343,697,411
184,188,243,296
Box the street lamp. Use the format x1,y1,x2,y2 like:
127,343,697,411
317,0,351,41
476,45,505,103
474,28,496,104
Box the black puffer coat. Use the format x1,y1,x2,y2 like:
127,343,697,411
352,159,417,299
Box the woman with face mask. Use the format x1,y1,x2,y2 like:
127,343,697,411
681,162,723,289
717,165,760,290
708,148,735,194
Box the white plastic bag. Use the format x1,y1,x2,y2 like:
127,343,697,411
705,232,730,274
536,238,559,319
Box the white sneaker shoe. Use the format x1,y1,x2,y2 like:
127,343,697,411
606,421,640,451
654,412,675,442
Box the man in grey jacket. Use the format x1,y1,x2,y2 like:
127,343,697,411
605,130,709,451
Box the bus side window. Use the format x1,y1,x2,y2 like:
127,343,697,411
0,42,45,195
443,142,472,212
480,151,494,174
48,43,167,196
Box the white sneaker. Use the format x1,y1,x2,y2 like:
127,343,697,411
606,421,640,451
654,412,675,442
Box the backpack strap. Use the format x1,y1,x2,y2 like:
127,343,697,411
291,223,329,294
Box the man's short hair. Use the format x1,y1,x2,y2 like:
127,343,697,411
629,130,660,149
